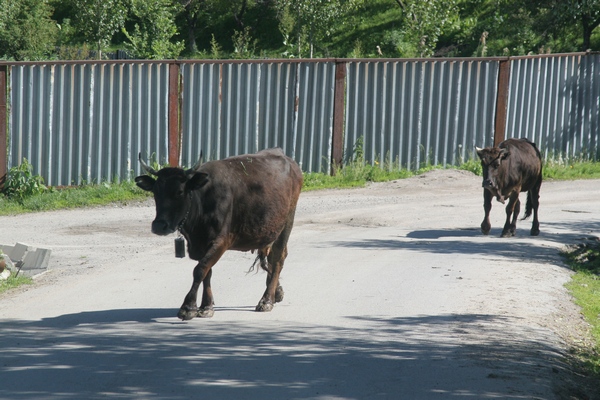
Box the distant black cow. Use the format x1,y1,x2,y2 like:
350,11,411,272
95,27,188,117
475,138,542,237
135,148,303,320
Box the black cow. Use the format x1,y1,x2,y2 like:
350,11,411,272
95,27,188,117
476,138,542,237
135,148,303,320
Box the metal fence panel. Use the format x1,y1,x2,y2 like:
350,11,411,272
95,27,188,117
344,60,499,170
506,54,600,160
180,63,222,164
8,62,169,186
180,61,335,173
3,54,598,186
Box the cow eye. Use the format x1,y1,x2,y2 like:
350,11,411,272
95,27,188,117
175,189,185,199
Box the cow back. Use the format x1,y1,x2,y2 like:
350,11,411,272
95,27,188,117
190,148,303,253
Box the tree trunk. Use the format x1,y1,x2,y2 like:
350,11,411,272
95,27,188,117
582,15,592,50
187,18,198,53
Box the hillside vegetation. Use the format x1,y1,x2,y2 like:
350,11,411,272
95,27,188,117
0,0,598,61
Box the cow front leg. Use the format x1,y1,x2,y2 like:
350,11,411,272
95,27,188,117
481,190,493,235
177,263,211,321
178,244,227,321
197,268,215,318
501,194,520,237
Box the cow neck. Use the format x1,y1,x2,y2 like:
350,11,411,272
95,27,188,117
177,192,194,235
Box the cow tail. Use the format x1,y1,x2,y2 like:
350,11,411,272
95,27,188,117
247,253,269,274
522,191,533,220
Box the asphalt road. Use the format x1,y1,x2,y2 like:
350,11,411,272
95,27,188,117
0,169,598,399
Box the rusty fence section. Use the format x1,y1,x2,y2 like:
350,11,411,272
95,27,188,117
505,53,600,160
0,53,598,186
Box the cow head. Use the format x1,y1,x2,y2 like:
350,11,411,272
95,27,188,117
476,146,510,194
135,154,207,236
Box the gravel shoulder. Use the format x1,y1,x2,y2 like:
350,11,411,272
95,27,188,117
0,169,599,399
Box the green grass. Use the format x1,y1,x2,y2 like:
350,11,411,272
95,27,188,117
3,160,599,213
0,273,33,295
0,181,150,216
543,160,600,180
562,240,600,377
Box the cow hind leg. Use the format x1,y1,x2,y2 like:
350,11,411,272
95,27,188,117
256,215,294,312
501,194,520,237
529,183,541,236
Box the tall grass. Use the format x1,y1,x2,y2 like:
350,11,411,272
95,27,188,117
562,240,600,377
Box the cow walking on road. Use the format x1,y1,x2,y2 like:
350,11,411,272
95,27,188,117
476,138,543,237
135,148,303,320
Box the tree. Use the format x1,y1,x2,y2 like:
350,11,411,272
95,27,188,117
276,0,362,58
179,0,207,54
71,0,127,59
123,0,185,59
548,0,600,50
392,0,460,57
0,0,58,61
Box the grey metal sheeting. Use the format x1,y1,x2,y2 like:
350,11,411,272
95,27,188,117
8,62,169,186
2,54,598,186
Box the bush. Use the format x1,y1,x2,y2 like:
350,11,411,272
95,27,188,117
2,158,47,202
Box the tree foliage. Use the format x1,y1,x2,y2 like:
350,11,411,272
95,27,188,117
70,0,127,58
0,0,58,61
0,0,598,61
123,0,184,59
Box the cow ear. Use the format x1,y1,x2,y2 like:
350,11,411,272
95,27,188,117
500,148,511,159
135,175,156,192
187,172,209,191
475,146,485,159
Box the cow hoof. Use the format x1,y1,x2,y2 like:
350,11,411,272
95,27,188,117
530,228,540,236
275,286,285,303
501,230,515,238
177,306,198,321
197,307,214,318
255,300,273,312
481,222,491,235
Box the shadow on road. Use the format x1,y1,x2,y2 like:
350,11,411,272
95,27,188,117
326,218,600,268
0,310,588,399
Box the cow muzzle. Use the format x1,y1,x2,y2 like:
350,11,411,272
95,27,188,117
482,179,494,189
151,219,175,236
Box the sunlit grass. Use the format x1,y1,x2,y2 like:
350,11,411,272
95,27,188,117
562,240,600,376
0,274,33,295
0,181,150,216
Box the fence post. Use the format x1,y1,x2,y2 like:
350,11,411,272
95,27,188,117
331,60,346,175
0,65,6,189
494,58,511,147
168,62,181,167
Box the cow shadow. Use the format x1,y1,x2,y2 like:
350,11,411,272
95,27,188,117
0,310,594,399
328,219,600,266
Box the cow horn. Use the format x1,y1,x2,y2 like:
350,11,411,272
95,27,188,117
189,151,203,171
138,153,158,175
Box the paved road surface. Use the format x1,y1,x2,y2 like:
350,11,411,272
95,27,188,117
0,170,598,399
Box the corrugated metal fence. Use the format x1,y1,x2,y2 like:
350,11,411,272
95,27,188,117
506,53,599,160
0,53,598,187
